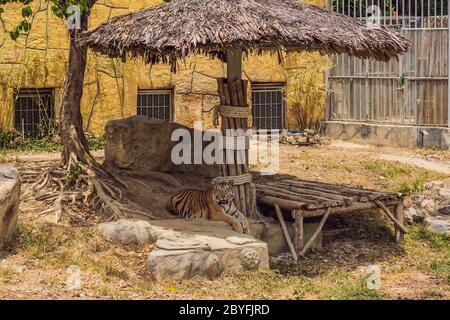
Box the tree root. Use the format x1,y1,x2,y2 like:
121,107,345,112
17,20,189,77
20,153,159,225
117,169,182,187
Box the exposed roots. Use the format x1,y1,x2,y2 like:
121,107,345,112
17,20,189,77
20,153,158,225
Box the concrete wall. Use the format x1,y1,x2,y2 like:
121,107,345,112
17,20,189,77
323,121,450,149
0,0,328,134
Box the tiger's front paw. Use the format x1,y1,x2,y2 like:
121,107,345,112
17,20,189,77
232,223,244,234
242,223,251,235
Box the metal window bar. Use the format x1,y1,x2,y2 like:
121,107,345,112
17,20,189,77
326,0,448,127
13,88,54,138
251,85,285,131
137,90,172,121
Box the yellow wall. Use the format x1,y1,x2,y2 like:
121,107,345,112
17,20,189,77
0,0,329,134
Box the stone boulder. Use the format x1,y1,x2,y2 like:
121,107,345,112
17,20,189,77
98,218,269,281
0,166,20,250
425,216,450,234
437,206,450,215
104,116,220,178
98,219,158,244
251,219,322,255
405,207,426,224
148,237,225,280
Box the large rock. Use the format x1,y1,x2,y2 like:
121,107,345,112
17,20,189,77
439,188,450,200
437,206,450,215
250,219,322,255
405,207,425,224
104,116,220,178
98,219,158,244
0,166,20,250
98,218,269,280
148,247,224,280
425,216,450,234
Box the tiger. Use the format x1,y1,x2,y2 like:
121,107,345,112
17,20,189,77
167,179,251,234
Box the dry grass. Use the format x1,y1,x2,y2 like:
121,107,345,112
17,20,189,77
0,144,449,300
1,217,447,300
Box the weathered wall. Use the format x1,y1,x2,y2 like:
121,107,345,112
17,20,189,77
0,0,328,134
323,121,450,149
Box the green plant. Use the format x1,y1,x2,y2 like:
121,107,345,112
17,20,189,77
288,55,330,130
0,129,62,153
67,161,83,182
365,160,410,178
395,179,426,195
409,225,450,251
0,267,17,283
385,0,396,16
87,133,106,150
332,0,365,16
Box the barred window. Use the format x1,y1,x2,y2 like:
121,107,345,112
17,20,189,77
251,84,285,131
14,88,54,137
137,90,172,121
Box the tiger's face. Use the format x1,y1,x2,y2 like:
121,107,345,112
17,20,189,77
212,180,234,206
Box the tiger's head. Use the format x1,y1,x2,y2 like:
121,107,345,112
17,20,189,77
212,178,234,206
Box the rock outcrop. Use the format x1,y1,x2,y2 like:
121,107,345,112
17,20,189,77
98,218,269,280
0,166,21,250
104,116,220,178
404,179,450,234
98,217,324,280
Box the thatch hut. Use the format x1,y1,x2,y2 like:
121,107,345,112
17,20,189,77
79,0,410,217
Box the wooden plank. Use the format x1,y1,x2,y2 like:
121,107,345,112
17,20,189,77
292,210,304,254
283,179,400,201
258,196,305,211
395,199,405,243
256,190,334,210
275,183,355,205
222,81,241,212
300,207,331,257
274,203,298,261
302,199,400,218
217,79,228,177
375,200,408,235
272,181,351,196
256,184,342,208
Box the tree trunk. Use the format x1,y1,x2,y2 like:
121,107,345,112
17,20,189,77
59,12,93,167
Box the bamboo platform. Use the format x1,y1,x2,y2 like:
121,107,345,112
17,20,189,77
256,180,406,259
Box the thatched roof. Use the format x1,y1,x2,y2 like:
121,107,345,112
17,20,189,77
80,0,410,69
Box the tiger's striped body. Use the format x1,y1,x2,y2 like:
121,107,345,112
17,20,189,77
168,180,251,234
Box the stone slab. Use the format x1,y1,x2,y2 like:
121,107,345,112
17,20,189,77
0,166,21,250
251,219,323,255
104,116,220,178
98,218,269,281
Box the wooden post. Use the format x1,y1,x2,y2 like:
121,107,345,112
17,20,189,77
300,207,331,257
274,204,298,261
215,47,255,218
375,200,408,235
292,210,304,254
394,199,405,243
226,48,243,86
448,14,450,128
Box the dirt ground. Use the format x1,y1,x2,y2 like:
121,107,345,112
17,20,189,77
0,141,449,300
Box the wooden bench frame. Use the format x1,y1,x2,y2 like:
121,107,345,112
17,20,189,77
256,180,406,259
